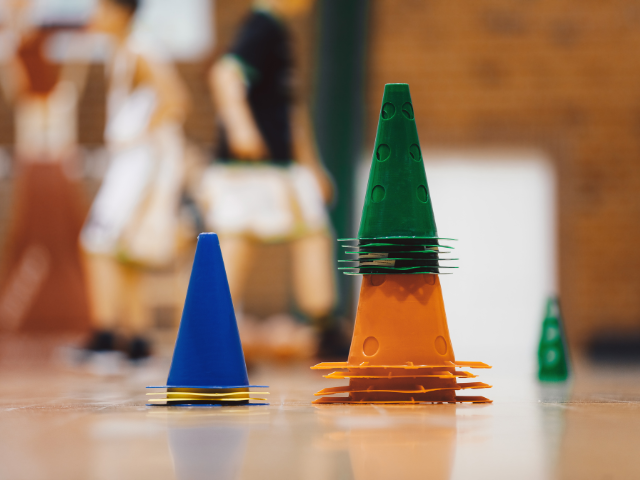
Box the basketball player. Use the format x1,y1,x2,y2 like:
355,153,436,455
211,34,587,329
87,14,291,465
80,0,189,360
205,0,339,357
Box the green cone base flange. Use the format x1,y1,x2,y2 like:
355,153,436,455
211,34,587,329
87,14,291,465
343,270,452,275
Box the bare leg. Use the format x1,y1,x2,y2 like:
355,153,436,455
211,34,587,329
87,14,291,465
290,231,336,320
121,264,149,336
218,235,255,310
83,253,122,331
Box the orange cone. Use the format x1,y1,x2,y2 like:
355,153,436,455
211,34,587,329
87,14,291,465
312,275,491,403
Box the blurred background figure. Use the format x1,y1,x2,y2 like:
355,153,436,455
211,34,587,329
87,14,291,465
79,0,189,362
204,0,340,359
0,0,636,374
0,1,91,337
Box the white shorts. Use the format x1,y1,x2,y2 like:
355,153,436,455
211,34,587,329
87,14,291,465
198,163,330,241
81,125,184,267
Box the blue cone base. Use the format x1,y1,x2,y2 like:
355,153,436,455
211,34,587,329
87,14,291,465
146,403,269,407
147,385,268,389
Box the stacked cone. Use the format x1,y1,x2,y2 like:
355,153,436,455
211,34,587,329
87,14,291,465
312,84,491,404
538,297,570,382
147,233,268,405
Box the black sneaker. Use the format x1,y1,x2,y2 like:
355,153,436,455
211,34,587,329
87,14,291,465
317,324,351,361
86,330,117,352
127,337,152,361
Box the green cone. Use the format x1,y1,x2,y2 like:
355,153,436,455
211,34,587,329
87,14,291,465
357,83,437,240
340,83,453,275
537,297,570,382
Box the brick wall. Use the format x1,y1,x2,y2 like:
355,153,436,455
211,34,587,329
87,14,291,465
365,0,640,348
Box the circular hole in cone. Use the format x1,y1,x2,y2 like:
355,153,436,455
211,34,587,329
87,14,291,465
435,336,448,355
545,348,559,366
545,326,559,342
363,336,379,356
417,185,428,203
409,144,421,162
371,185,386,203
381,102,395,119
376,144,390,162
370,275,386,286
402,102,414,119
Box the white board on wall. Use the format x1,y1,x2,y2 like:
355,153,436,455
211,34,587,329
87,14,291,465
354,148,557,377
423,149,557,377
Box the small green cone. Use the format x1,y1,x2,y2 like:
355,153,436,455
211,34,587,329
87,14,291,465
357,83,438,240
537,297,570,382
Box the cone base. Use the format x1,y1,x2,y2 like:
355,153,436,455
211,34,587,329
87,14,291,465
339,238,457,275
315,381,490,396
312,396,492,405
147,399,268,405
146,387,269,406
146,403,270,407
311,361,491,370
148,384,268,388
538,372,569,383
311,363,492,404
323,370,477,380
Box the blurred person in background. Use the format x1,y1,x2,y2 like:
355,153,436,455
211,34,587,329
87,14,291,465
80,0,189,362
0,3,92,336
205,0,340,358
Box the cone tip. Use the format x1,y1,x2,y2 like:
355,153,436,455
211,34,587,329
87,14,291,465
384,83,410,93
197,232,220,244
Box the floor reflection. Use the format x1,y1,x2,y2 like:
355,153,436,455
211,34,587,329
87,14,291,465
150,407,268,480
316,405,457,480
551,377,640,480
538,382,572,477
169,425,247,480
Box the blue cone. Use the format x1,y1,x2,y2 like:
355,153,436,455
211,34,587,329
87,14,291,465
159,233,261,388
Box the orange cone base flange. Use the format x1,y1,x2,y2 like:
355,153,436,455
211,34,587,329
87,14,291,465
315,382,490,396
311,361,491,370
323,370,477,380
312,395,492,405
311,364,492,404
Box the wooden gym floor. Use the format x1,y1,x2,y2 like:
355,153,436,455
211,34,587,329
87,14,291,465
0,348,639,480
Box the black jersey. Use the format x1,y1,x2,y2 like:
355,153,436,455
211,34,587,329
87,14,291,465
217,10,294,164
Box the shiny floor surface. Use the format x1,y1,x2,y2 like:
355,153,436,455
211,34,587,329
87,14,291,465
1,359,640,480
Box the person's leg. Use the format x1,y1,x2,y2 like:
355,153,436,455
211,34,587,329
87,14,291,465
121,264,152,360
291,231,352,358
218,235,255,309
83,253,122,350
290,230,336,320
121,265,148,336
